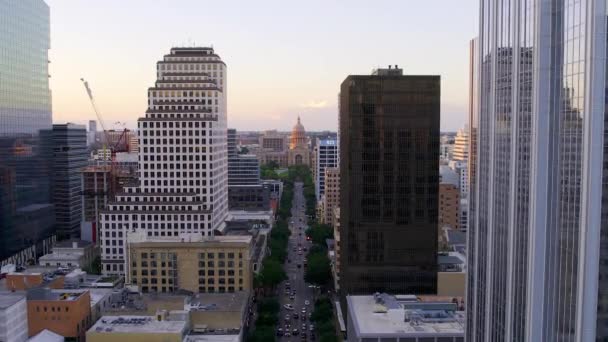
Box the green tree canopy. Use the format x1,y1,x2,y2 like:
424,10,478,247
304,250,332,286
258,258,287,288
248,325,276,342
305,223,334,246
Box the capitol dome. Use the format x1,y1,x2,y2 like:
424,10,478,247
290,116,307,149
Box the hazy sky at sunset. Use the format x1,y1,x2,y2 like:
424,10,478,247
46,0,477,132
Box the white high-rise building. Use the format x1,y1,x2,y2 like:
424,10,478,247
313,138,338,201
467,2,608,341
88,120,97,146
0,293,28,342
452,127,469,162
99,47,228,275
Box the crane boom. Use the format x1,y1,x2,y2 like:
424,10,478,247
80,78,108,135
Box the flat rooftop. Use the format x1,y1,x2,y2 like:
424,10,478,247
84,288,113,307
27,288,87,301
188,291,249,312
185,334,240,342
129,232,252,245
0,292,25,309
54,239,93,249
39,252,84,261
226,210,273,221
347,294,465,338
446,229,467,246
88,315,187,334
7,265,58,275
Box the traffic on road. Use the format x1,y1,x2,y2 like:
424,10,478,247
277,181,316,341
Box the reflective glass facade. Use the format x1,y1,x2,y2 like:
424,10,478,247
468,1,608,341
338,72,439,297
50,124,87,239
0,0,54,262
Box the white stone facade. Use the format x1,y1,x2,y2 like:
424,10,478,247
0,294,28,342
100,47,228,275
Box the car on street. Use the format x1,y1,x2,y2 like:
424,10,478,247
276,328,283,336
284,331,291,337
292,328,299,336
284,304,294,310
290,295,295,300
293,312,299,319
297,263,301,268
305,300,310,306
309,324,315,332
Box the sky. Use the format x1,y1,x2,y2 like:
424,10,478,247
47,0,478,132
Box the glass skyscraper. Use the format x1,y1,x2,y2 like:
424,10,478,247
338,67,440,297
467,1,608,341
0,0,54,263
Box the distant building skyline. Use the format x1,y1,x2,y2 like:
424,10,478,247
44,0,476,132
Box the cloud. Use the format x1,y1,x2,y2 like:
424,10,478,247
300,100,328,109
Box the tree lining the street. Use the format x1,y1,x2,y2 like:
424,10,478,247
248,298,280,342
305,223,334,246
304,245,332,287
251,166,313,341
311,297,339,342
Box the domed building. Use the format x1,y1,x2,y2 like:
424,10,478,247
290,116,307,149
288,116,311,166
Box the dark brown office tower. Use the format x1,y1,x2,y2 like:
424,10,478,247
338,66,439,296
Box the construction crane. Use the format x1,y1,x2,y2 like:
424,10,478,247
80,78,130,155
81,78,109,141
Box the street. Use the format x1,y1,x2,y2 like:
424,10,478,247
277,181,316,341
